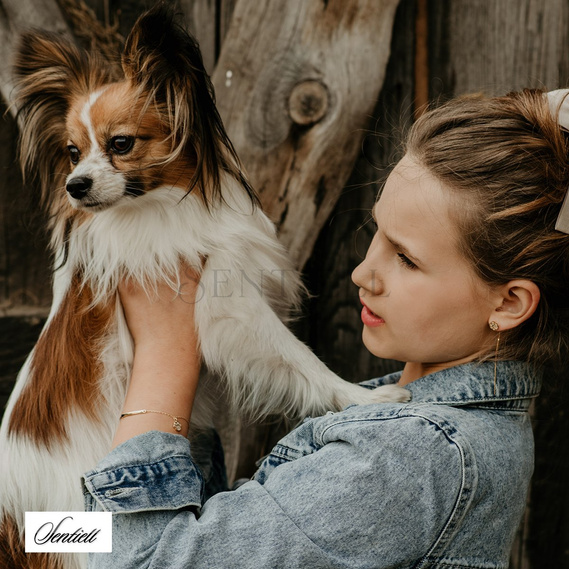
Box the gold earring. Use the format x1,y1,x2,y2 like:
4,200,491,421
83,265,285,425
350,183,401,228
488,321,501,395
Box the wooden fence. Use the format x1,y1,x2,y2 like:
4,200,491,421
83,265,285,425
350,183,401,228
0,0,568,567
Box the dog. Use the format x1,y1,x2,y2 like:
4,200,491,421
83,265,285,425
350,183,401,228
0,5,407,567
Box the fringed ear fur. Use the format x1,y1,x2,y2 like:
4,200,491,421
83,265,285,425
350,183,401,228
13,32,113,208
121,3,257,207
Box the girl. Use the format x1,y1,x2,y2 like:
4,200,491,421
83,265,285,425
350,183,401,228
83,88,569,568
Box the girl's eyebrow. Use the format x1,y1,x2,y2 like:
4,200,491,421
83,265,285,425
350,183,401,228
385,233,421,264
371,207,421,264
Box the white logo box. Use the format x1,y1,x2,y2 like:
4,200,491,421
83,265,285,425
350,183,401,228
25,512,112,553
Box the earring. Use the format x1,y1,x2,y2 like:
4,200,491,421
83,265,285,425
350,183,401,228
488,321,501,395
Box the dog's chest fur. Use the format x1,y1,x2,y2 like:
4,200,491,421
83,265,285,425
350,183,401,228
1,179,296,517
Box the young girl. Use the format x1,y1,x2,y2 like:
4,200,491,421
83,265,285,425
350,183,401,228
83,88,569,568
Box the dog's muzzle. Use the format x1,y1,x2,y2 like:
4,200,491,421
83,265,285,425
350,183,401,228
66,177,93,200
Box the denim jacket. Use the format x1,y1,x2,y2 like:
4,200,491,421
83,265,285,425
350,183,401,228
83,360,541,569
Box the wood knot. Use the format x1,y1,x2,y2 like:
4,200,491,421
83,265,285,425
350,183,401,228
288,80,328,126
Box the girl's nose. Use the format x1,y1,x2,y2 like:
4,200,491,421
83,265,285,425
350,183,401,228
352,259,383,297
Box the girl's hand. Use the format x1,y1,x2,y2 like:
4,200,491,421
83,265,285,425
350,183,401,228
113,263,202,447
119,264,202,353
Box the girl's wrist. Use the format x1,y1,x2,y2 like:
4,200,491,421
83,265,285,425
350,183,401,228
112,342,201,448
126,348,200,403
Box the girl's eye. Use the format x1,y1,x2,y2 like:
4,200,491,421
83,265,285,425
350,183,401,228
67,145,80,165
397,253,417,270
110,136,135,155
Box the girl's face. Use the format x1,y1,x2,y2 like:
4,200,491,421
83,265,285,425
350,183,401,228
352,155,497,384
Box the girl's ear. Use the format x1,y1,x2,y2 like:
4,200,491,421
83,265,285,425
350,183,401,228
489,280,541,331
14,32,110,205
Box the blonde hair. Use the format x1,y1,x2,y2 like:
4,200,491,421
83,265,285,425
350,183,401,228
406,89,569,365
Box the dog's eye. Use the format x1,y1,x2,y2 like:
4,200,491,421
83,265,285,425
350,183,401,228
67,146,80,165
110,136,134,155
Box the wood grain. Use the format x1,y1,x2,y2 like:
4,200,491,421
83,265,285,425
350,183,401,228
430,0,569,98
181,0,216,74
211,0,401,268
0,102,51,316
300,0,415,385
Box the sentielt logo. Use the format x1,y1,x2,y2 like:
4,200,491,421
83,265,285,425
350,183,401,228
25,512,112,553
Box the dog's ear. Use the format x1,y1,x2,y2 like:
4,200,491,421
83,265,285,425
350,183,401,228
122,3,256,206
13,32,110,206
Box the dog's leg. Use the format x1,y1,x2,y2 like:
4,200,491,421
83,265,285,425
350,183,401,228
195,275,408,420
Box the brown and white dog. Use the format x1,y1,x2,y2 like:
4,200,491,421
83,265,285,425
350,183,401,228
0,5,407,568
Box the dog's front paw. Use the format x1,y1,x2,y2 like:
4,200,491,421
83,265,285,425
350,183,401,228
367,384,411,404
337,383,410,409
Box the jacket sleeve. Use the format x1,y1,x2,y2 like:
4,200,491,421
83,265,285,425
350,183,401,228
83,416,465,569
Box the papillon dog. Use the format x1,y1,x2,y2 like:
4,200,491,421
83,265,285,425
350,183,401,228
0,4,407,567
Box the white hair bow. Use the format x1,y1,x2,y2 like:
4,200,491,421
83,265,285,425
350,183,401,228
546,89,569,233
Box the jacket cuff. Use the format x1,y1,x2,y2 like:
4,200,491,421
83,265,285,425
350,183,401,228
82,431,204,514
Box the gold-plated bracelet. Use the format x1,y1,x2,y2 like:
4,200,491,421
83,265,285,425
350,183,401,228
120,409,190,432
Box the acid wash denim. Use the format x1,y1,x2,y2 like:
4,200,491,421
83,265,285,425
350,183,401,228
83,360,541,569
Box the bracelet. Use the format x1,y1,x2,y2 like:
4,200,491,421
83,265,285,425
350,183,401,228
120,409,190,432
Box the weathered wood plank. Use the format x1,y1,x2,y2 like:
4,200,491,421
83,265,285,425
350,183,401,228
300,0,415,384
218,0,237,47
529,378,569,569
429,0,569,97
0,316,45,416
0,99,51,416
211,0,401,268
180,0,217,74
0,102,52,315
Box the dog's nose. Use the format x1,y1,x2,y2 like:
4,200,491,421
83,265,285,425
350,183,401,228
66,177,93,200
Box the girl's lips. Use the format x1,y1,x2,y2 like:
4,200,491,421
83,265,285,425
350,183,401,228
359,298,385,327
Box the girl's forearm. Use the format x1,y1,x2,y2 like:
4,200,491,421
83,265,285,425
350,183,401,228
113,267,202,448
112,343,201,448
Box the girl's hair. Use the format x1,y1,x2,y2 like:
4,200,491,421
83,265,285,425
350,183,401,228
405,89,569,366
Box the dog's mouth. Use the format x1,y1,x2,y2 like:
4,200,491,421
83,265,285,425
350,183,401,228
70,197,123,212
82,201,108,210
70,188,145,212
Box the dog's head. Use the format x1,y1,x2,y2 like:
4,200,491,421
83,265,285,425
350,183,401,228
14,3,254,216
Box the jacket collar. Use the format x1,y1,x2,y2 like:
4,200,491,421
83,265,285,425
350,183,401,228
372,361,541,410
